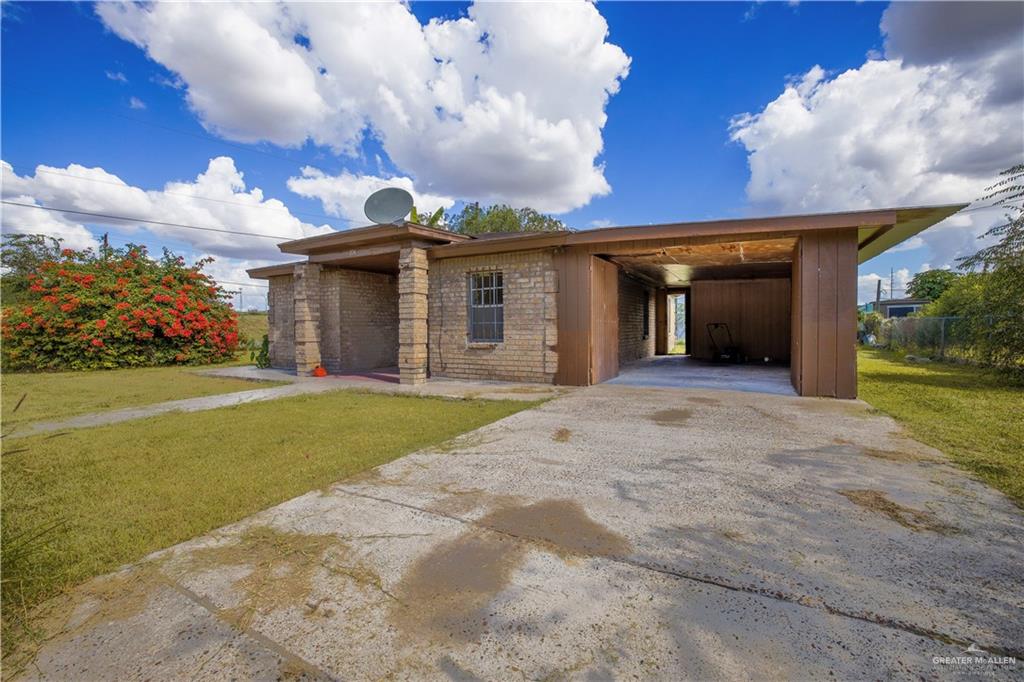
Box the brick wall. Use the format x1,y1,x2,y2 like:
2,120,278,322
320,268,399,372
619,272,655,364
267,275,295,368
429,249,558,383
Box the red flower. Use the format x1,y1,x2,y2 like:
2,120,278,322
61,249,75,256
16,322,30,330
146,318,157,326
118,314,130,322
91,338,104,347
115,302,131,310
95,319,108,330
60,303,75,313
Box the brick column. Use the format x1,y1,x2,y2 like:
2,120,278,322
293,263,322,376
398,247,429,385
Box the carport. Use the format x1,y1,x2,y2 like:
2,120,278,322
547,205,965,398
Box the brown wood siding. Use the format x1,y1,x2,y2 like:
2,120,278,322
590,257,619,383
554,248,593,386
689,278,791,362
791,229,858,398
654,289,669,355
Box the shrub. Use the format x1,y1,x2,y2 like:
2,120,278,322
1,244,239,371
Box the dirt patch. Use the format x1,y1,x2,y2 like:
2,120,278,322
650,408,692,426
179,526,384,629
432,431,495,454
838,489,958,534
391,499,630,642
687,396,720,406
552,427,572,443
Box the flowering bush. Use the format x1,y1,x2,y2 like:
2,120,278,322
1,244,239,371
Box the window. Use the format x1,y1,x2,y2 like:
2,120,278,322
886,305,920,318
642,291,650,338
468,272,504,342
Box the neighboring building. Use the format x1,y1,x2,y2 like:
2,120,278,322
869,298,932,318
249,204,964,399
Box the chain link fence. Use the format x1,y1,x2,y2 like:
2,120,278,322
865,315,991,361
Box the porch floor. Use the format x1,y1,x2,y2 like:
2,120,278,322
607,354,796,396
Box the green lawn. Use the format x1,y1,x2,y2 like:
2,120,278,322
1,364,281,428
236,312,268,345
857,349,1024,505
1,389,535,657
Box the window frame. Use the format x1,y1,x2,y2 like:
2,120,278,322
467,271,505,343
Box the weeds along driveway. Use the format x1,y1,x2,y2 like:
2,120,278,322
25,384,1024,680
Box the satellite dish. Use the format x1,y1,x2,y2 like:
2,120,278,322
364,187,414,225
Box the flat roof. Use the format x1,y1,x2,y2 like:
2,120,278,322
256,203,967,279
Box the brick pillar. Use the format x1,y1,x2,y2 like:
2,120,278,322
293,263,322,376
398,247,429,385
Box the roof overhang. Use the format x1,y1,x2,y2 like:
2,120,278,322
247,262,303,279
427,204,968,262
278,221,471,256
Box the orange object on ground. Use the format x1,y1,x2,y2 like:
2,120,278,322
312,365,327,377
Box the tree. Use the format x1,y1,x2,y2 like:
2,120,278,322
1,242,239,371
0,234,65,304
445,203,565,235
409,206,444,227
906,269,960,300
955,164,1024,373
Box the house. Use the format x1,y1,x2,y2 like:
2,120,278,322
871,297,932,318
248,204,964,399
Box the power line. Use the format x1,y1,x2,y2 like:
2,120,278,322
2,200,303,241
17,165,347,226
218,280,269,288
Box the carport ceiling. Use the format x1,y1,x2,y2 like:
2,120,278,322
609,237,797,286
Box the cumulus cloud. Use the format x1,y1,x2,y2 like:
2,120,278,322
729,2,1023,267
0,191,100,252
128,96,146,110
287,168,454,224
95,0,630,213
1,157,332,260
858,267,910,305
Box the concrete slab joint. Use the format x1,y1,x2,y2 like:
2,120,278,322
293,263,322,376
399,247,429,385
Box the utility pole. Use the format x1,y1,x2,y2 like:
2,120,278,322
890,268,895,300
875,279,882,309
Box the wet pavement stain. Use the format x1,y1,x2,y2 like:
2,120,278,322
650,408,692,426
552,427,572,442
838,489,958,534
391,499,630,642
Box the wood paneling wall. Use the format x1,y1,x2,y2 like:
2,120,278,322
791,229,858,398
553,248,592,386
590,258,619,383
690,278,791,362
554,249,623,386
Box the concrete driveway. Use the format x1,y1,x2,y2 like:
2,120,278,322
26,385,1024,680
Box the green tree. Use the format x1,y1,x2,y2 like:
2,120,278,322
445,203,565,235
409,206,444,227
1,234,65,304
956,164,1024,373
906,269,960,300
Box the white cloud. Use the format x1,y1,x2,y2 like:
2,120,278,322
588,218,616,229
95,0,630,213
128,96,146,110
858,267,911,305
0,192,100,251
287,168,454,224
105,70,127,83
729,2,1023,267
1,157,332,260
197,255,273,311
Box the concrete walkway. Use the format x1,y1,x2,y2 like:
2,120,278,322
23,384,1024,680
10,368,568,439
609,354,796,395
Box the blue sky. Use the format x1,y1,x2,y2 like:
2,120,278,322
3,1,1021,307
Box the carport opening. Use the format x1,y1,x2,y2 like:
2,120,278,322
604,238,797,395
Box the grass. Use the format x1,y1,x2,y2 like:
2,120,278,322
857,348,1024,506
1,364,282,428
1,389,536,660
670,339,686,355
236,312,268,345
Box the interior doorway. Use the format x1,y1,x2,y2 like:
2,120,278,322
667,291,688,355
